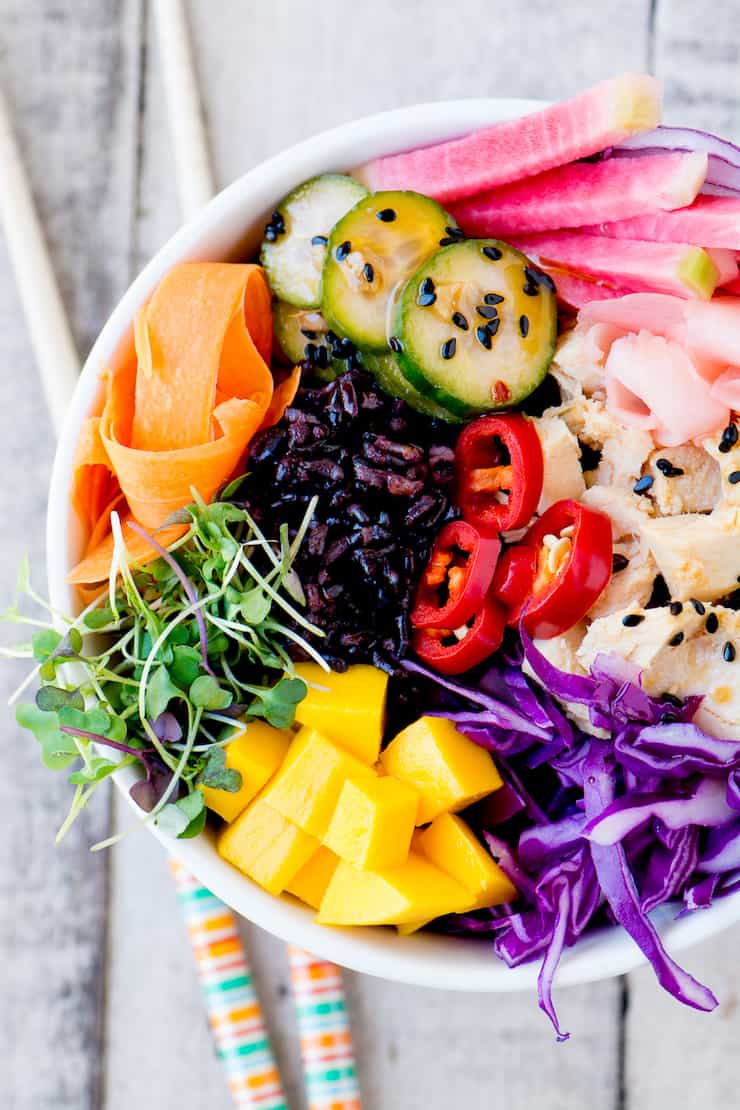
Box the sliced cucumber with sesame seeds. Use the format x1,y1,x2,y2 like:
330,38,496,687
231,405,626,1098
362,352,463,423
320,190,458,351
272,301,360,382
260,175,368,308
392,239,557,417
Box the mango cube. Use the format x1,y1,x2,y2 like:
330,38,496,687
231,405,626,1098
294,663,389,763
217,796,318,895
286,846,339,909
199,720,292,822
416,813,518,909
263,726,375,838
323,776,418,870
316,853,475,926
380,716,503,824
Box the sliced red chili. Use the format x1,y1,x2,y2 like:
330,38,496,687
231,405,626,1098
490,544,538,625
411,520,501,630
456,414,544,535
517,499,613,639
413,595,506,675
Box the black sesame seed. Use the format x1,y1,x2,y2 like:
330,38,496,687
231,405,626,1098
729,470,740,484
622,614,644,627
476,326,492,350
441,338,457,360
612,553,629,573
482,246,503,261
417,292,437,307
376,208,397,222
311,234,328,246
419,277,435,296
363,262,375,283
656,458,685,477
486,318,501,337
389,336,403,354
439,237,461,247
690,598,706,615
476,304,499,320
723,641,736,662
522,283,539,296
445,226,465,240
519,315,530,338
633,475,655,495
451,311,469,330
303,342,318,361
334,240,351,261
669,601,683,616
669,631,684,647
300,328,318,339
719,423,738,453
271,210,284,226
537,270,557,292
706,612,719,634
264,226,277,242
484,293,504,305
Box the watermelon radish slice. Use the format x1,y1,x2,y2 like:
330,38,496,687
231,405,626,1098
512,232,728,300
549,272,633,310
585,195,740,249
707,249,739,287
356,74,662,204
449,152,707,236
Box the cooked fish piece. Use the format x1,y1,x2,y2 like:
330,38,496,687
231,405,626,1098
641,507,740,602
533,413,585,513
578,605,740,739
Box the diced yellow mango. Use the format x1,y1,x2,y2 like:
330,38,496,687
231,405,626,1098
199,720,292,822
217,796,318,895
416,813,518,909
323,776,418,870
286,846,339,909
294,663,389,763
263,726,375,838
380,716,503,824
316,853,475,926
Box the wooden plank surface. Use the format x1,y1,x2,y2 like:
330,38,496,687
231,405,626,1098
623,7,740,1110
107,3,653,1108
0,3,142,1108
3,2,740,1109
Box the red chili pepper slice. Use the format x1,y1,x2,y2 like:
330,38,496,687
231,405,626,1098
413,595,506,675
490,544,538,625
456,414,544,535
513,499,613,639
411,520,501,630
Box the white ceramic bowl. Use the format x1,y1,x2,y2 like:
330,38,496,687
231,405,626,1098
47,98,740,991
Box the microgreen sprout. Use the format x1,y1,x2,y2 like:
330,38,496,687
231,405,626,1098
3,494,323,844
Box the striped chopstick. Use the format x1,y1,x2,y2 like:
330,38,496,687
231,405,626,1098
287,946,362,1110
170,859,287,1110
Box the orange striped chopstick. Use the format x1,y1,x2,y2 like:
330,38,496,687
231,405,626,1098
170,859,287,1109
287,946,362,1109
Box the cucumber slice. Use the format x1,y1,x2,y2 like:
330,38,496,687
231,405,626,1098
363,352,463,423
393,239,557,417
272,301,360,382
321,190,457,351
260,175,368,308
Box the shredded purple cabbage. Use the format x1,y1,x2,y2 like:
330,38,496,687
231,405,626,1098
413,630,740,1035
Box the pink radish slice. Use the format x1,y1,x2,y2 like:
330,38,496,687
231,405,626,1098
605,332,730,446
706,249,738,286
449,152,706,236
513,232,722,300
710,368,740,409
549,272,633,310
585,195,740,250
356,74,661,204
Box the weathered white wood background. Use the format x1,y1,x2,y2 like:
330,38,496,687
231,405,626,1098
0,2,738,1108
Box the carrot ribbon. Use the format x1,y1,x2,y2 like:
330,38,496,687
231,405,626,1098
68,262,299,586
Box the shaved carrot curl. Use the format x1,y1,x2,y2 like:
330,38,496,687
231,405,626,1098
68,262,290,586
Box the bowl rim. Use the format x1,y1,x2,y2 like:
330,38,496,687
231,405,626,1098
46,95,740,993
